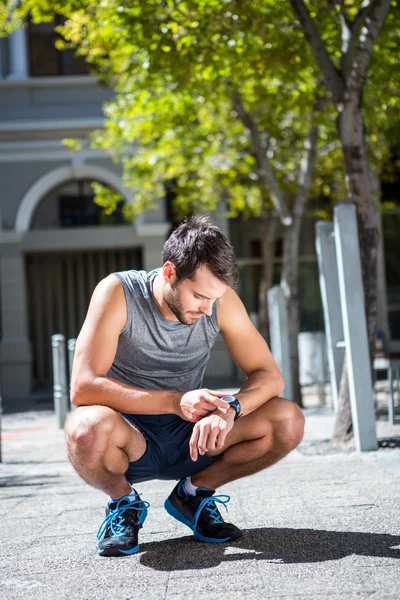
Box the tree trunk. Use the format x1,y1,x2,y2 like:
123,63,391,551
279,94,321,408
290,0,390,447
332,100,379,445
330,357,354,448
231,84,320,408
258,211,278,343
371,170,391,348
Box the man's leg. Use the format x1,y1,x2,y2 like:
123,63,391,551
164,397,304,543
192,397,305,490
65,405,150,557
65,405,146,499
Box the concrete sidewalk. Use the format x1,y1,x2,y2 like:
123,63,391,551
0,407,399,600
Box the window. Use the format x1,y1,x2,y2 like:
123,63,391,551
31,180,126,229
27,16,89,77
59,181,125,228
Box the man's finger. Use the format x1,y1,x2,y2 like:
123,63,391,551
205,396,230,410
216,429,227,450
207,426,219,451
189,427,200,461
197,424,210,455
199,401,219,414
193,408,212,418
206,389,230,397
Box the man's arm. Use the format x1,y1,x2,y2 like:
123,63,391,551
71,275,228,420
71,275,181,414
188,287,285,460
218,287,285,416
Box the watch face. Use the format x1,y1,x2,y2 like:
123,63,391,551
222,395,237,403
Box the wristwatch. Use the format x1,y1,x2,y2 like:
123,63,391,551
221,395,241,420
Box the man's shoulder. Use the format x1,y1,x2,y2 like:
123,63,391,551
217,287,242,311
93,274,126,304
112,268,147,282
110,268,159,290
217,288,248,330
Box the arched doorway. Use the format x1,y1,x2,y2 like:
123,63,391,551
19,167,141,394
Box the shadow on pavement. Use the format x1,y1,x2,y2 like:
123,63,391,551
138,528,400,570
0,473,63,488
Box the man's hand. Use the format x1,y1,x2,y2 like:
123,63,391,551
177,389,229,422
189,409,235,461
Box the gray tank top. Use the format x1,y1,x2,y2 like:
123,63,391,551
107,269,220,393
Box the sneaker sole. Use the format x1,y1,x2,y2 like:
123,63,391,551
98,544,140,557
164,498,231,543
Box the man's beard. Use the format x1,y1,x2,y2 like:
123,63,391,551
164,285,201,326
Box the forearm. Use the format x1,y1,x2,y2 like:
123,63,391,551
236,368,285,416
71,375,182,415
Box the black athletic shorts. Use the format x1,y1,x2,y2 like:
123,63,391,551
121,413,220,484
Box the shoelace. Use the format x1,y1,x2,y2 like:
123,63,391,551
192,494,230,529
97,494,150,540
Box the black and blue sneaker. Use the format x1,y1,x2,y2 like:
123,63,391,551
164,480,242,543
97,491,149,557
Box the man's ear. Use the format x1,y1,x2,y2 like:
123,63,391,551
162,261,176,286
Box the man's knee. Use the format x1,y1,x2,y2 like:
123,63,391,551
65,405,119,454
266,397,305,450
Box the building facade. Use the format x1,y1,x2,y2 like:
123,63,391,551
0,25,236,411
1,23,398,412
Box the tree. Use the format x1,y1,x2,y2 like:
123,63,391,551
289,0,396,445
3,2,397,417
1,0,335,406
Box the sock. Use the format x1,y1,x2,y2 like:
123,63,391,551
109,485,138,503
181,476,199,496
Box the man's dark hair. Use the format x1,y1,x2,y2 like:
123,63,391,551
162,215,239,289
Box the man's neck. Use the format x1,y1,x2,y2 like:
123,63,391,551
152,273,179,322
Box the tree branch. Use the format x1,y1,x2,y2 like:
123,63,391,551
335,0,353,76
352,0,375,35
340,18,353,78
341,1,374,78
290,0,345,104
348,0,392,93
292,90,325,222
230,87,292,226
335,0,353,33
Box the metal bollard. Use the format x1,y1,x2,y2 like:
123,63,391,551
67,338,76,410
51,334,69,428
267,285,293,402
